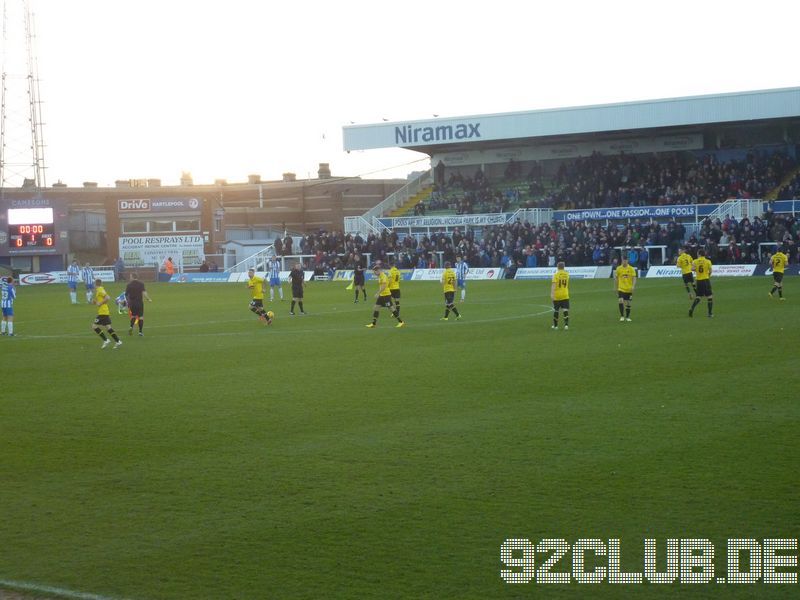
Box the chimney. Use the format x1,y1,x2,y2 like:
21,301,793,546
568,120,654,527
148,178,161,188
248,174,261,184
282,172,296,182
115,180,132,188
83,181,98,188
317,163,331,179
180,171,193,186
52,180,67,188
214,178,227,186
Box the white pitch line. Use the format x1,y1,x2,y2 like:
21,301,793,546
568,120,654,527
0,578,131,600
11,297,557,340
12,308,556,341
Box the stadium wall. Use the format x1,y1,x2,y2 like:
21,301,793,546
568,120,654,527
0,177,405,270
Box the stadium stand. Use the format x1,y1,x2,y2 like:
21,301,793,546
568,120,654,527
404,149,800,217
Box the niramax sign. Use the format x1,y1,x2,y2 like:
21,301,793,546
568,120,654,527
344,119,486,150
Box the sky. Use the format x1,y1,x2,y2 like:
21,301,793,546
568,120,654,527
3,0,798,187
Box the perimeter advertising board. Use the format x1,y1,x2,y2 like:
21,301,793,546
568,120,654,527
119,235,205,268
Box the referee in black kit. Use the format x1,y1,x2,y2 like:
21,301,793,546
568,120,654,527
125,272,152,335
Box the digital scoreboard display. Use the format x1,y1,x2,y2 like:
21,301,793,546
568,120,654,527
8,207,56,249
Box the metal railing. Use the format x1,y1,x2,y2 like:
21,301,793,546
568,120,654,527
703,199,763,222
509,208,554,226
360,169,432,222
225,244,276,273
343,216,376,237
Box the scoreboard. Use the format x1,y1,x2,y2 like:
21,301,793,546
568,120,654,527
7,207,56,250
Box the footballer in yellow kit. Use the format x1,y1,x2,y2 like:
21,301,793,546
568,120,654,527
246,268,271,324
441,262,461,321
388,261,402,316
614,255,637,322
551,262,570,330
676,247,695,298
769,247,788,300
91,278,122,348
689,249,713,317
366,264,404,328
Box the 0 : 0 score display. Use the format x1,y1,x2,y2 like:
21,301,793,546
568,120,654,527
7,207,56,249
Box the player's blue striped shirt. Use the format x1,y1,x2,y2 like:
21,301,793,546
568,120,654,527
115,291,127,306
1,281,15,308
455,261,469,280
268,258,281,280
67,264,80,283
81,266,95,286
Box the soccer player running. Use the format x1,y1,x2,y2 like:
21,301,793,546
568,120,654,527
91,278,122,349
267,255,284,302
388,259,402,317
551,262,570,330
614,255,637,322
82,263,96,303
353,257,366,303
455,255,469,302
288,263,306,315
441,261,462,321
125,273,153,335
769,245,788,300
247,268,272,324
67,259,80,304
689,249,713,317
1,276,16,336
366,264,404,328
676,246,695,299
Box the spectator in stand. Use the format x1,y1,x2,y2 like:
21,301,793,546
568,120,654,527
638,246,649,271
627,247,639,268
114,257,126,282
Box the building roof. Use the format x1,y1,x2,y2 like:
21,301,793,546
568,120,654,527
342,87,800,154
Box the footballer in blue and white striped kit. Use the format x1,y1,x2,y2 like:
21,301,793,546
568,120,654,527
115,291,128,314
82,263,95,303
67,260,81,304
267,256,284,301
1,276,16,336
455,256,469,302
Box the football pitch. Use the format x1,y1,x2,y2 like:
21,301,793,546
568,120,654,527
1,277,798,599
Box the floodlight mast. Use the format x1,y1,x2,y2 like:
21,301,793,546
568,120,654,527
0,0,47,189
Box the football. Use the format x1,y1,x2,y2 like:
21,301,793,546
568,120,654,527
266,311,274,320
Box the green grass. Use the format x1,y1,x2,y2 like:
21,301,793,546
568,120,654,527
0,277,798,599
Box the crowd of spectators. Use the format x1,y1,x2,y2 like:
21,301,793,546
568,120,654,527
539,150,798,210
415,149,799,215
271,209,798,273
415,167,516,215
777,170,800,200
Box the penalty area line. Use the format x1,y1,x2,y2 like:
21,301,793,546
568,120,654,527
0,578,132,600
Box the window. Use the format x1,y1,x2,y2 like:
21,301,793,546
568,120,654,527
122,220,148,233
175,219,200,232
151,220,174,232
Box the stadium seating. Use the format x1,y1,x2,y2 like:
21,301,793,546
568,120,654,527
401,149,800,217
